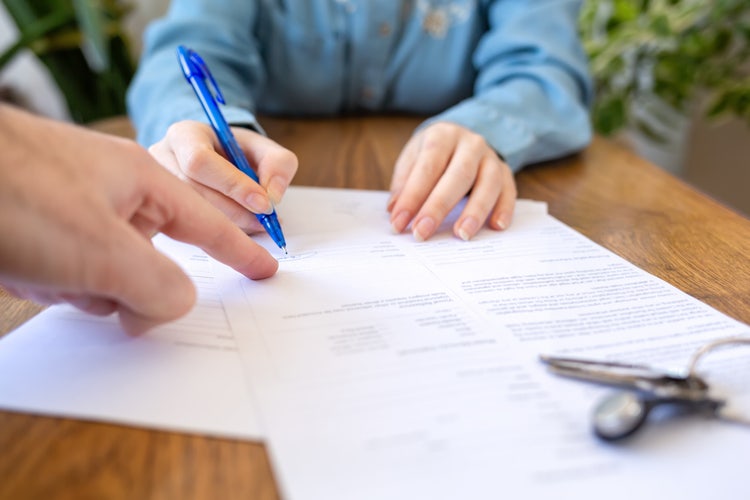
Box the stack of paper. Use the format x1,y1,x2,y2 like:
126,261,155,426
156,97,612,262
0,237,263,439
1,187,748,499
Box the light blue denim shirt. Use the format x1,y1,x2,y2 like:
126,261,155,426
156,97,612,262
127,0,593,171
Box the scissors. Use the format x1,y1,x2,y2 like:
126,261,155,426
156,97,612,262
538,354,725,441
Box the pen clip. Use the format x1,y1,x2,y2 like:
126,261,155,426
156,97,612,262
177,45,226,105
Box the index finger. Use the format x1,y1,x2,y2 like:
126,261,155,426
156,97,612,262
234,127,298,204
148,164,279,280
167,122,272,212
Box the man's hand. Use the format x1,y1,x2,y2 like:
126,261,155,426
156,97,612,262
0,106,279,334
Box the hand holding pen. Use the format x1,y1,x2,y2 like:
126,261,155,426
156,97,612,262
148,46,297,250
176,45,291,252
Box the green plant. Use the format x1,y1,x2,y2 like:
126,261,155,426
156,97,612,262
0,0,135,123
580,0,750,138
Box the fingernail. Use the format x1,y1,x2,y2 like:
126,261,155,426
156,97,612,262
267,176,285,205
412,217,435,242
457,216,479,241
246,193,272,214
391,211,411,234
495,216,508,230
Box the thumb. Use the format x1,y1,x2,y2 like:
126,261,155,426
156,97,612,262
115,254,197,335
96,225,198,334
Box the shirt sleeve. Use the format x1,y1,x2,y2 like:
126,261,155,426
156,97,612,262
421,0,594,171
126,0,264,147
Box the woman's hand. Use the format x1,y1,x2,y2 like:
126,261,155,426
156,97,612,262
388,122,517,242
148,120,298,233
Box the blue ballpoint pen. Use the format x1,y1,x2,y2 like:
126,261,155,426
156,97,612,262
176,45,287,253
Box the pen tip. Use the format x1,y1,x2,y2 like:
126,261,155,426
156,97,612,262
282,246,288,255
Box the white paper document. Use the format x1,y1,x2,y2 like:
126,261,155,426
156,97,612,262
216,187,750,500
0,235,263,440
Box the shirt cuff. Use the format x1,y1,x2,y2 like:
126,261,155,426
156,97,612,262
419,100,535,173
223,106,267,136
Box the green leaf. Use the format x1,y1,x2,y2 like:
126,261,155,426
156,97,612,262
72,0,109,72
612,0,641,23
581,0,750,135
593,96,628,135
0,8,74,70
650,14,671,38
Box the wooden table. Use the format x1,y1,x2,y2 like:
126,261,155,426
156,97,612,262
1,116,749,499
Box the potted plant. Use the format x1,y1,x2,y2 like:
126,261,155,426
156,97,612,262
580,0,750,155
0,0,134,123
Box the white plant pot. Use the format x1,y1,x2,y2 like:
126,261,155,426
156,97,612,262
619,93,691,177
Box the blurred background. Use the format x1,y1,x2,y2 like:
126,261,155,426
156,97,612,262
1,0,748,216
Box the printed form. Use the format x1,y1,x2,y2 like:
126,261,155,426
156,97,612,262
0,235,263,440
216,187,750,500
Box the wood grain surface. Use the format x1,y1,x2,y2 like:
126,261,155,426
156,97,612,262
1,115,748,499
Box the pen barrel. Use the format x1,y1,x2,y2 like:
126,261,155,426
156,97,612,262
257,212,286,249
218,128,260,182
219,130,287,250
179,47,286,250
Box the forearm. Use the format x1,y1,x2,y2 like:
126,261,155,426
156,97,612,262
422,0,593,171
0,104,30,280
423,76,592,171
127,0,263,146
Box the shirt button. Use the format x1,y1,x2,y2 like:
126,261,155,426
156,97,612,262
379,22,392,37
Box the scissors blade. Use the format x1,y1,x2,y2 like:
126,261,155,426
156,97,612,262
539,354,709,398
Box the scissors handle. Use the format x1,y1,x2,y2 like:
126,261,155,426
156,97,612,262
593,390,723,441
